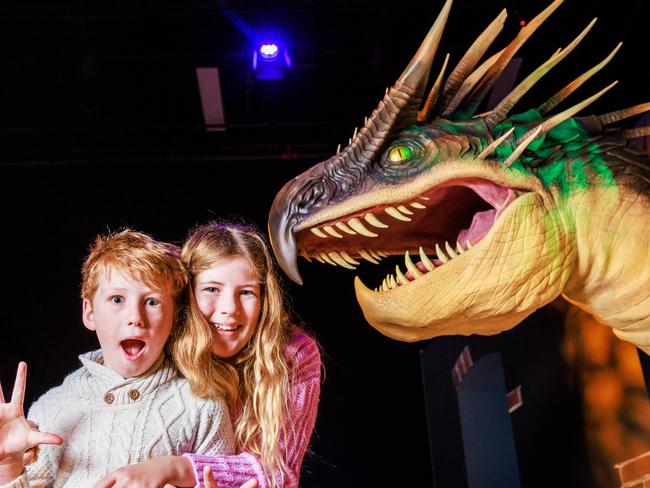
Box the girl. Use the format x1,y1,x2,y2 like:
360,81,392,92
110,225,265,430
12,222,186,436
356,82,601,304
96,221,321,488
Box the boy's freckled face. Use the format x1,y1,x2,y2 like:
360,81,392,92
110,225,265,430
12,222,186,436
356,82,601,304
82,269,175,378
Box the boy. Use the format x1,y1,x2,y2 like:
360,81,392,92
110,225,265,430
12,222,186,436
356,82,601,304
0,230,234,487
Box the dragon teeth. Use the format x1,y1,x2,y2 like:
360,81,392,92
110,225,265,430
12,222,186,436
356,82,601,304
397,205,414,215
359,249,380,264
411,202,427,209
328,251,354,269
435,243,449,263
368,249,383,260
385,206,412,222
323,225,343,238
347,217,378,237
311,228,328,238
340,251,360,265
456,241,465,254
335,221,357,235
319,252,337,266
445,241,458,258
419,246,435,271
395,265,408,285
364,212,389,229
404,251,423,278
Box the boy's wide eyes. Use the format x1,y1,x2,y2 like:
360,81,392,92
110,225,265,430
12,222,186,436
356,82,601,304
111,296,124,304
146,298,160,307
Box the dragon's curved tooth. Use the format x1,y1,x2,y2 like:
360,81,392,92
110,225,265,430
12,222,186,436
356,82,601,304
445,241,458,258
419,196,430,201
336,144,341,155
395,265,408,286
456,241,465,254
388,274,397,289
435,243,450,263
377,251,389,258
335,221,357,235
310,227,328,238
404,251,424,278
397,205,414,215
302,253,313,262
364,116,368,124
380,278,388,292
323,225,344,238
348,138,352,146
314,254,325,264
418,246,435,271
353,127,358,139
328,251,356,269
348,218,379,237
410,202,427,209
340,251,361,265
369,249,383,260
359,249,380,264
385,207,412,222
364,212,389,229
319,252,338,266
466,240,473,249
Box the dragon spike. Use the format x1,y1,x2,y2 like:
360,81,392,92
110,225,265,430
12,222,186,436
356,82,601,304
398,0,452,94
598,102,650,125
623,126,650,139
484,18,597,129
322,0,453,181
438,8,507,113
443,49,504,116
503,126,542,167
417,53,450,122
513,81,618,161
462,0,565,116
538,42,622,115
478,127,515,160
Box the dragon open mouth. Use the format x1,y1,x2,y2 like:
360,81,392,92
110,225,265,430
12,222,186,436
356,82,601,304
295,178,522,290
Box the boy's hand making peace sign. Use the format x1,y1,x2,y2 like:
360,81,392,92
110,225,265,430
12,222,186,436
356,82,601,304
0,362,63,483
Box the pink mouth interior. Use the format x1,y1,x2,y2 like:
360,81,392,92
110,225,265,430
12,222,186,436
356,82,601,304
121,339,145,356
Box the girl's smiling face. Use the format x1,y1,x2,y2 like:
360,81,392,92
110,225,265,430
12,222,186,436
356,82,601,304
193,255,262,359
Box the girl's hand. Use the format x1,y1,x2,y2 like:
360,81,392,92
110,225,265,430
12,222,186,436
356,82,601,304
202,466,258,488
0,362,63,483
93,456,195,488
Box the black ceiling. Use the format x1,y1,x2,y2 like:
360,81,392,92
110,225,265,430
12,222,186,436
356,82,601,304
1,0,648,164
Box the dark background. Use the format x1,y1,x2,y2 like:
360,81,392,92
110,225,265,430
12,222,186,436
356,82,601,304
0,0,648,486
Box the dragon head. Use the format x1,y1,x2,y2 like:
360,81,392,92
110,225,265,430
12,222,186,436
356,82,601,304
268,0,649,342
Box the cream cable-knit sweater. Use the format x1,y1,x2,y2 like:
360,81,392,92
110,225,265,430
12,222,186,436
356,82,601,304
3,350,234,488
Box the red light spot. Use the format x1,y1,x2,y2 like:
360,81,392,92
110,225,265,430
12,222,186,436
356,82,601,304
520,20,526,26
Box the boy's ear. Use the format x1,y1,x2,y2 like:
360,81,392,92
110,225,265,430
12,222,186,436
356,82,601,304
82,298,96,331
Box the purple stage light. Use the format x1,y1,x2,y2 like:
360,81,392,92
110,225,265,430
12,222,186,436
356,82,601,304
259,43,279,60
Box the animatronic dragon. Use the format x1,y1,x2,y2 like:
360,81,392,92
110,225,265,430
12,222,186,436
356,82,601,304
268,0,650,355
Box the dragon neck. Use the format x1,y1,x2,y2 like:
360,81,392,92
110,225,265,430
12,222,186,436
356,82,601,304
562,184,650,354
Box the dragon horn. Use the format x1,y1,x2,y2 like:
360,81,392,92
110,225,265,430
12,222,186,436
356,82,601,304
539,42,622,114
484,18,597,129
462,0,565,116
443,49,504,116
329,0,452,171
598,102,650,125
623,126,650,139
437,8,507,113
418,53,450,122
516,81,618,147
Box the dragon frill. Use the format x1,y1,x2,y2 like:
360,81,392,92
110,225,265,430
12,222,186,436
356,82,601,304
268,0,650,354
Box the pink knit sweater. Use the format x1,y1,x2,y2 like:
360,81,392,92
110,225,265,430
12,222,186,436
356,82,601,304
185,332,321,488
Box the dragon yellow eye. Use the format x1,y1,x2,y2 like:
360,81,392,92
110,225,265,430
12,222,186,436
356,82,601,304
388,145,413,162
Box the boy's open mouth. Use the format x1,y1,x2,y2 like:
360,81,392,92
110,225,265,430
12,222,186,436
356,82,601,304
120,339,146,359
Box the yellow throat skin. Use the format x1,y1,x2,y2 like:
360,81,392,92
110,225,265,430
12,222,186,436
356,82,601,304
562,185,650,355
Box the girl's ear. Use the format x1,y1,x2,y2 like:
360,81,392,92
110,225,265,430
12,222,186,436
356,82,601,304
82,298,97,331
